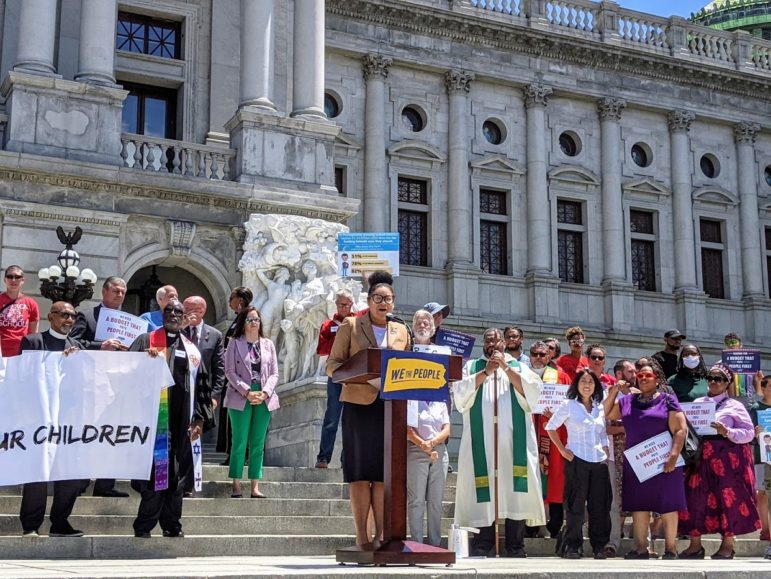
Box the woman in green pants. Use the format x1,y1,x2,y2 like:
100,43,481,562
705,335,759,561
223,306,280,498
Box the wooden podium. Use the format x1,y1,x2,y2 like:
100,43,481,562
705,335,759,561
332,348,462,566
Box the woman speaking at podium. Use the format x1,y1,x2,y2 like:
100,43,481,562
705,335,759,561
326,271,411,547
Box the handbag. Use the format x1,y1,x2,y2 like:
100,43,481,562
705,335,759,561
680,417,701,467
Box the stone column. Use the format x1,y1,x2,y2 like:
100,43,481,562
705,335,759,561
13,0,58,75
735,121,763,297
523,83,553,275
446,70,475,266
362,54,392,232
598,97,627,282
240,0,276,110
75,0,118,85
291,0,325,118
668,110,698,291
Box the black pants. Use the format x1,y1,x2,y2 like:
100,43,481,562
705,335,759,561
471,518,526,554
563,457,611,553
132,445,190,534
546,502,564,538
20,480,84,533
93,479,116,495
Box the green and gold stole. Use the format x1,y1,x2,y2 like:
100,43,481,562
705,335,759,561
469,357,528,503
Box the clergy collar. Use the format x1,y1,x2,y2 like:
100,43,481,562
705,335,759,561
48,328,69,340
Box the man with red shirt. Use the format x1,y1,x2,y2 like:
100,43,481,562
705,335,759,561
556,326,588,381
0,265,39,357
314,289,354,468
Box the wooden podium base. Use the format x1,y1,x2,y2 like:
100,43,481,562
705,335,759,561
336,540,456,566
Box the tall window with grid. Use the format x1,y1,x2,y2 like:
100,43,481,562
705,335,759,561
557,200,585,284
700,219,725,299
397,177,428,266
479,189,508,275
630,209,656,291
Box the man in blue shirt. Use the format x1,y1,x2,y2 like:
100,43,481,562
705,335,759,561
140,285,178,330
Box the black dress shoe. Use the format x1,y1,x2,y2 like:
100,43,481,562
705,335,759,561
505,547,527,558
134,531,151,538
49,526,84,538
94,489,129,498
710,549,734,560
469,546,489,557
678,546,705,559
162,529,184,538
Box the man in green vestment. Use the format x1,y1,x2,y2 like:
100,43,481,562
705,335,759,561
452,328,544,557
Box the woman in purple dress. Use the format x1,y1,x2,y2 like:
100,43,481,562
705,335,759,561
678,363,760,560
606,358,687,560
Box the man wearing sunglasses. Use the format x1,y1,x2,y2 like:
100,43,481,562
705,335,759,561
0,265,39,357
18,301,84,538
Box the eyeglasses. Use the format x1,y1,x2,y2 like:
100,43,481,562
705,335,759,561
589,355,605,361
5,275,23,280
707,375,728,383
51,311,77,320
369,294,394,304
505,335,521,341
724,339,741,347
636,371,656,380
245,317,261,324
530,352,548,358
547,345,556,350
163,307,184,317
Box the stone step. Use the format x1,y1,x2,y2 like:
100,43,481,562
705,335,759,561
0,535,766,560
0,496,457,518
0,479,458,501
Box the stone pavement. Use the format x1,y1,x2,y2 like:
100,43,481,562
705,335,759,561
0,555,769,578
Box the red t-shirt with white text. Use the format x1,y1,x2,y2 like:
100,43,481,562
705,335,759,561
0,293,39,356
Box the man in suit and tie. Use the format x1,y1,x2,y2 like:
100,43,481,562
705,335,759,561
180,295,225,496
19,301,85,537
69,276,130,498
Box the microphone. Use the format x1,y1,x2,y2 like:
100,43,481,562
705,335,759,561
386,313,414,343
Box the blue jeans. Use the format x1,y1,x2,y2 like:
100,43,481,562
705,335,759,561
316,378,343,463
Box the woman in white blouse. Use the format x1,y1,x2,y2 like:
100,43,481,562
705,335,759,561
546,368,612,560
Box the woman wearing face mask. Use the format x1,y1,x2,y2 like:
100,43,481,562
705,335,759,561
667,345,709,403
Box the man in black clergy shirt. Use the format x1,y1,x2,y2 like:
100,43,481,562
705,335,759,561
18,301,85,537
129,300,214,538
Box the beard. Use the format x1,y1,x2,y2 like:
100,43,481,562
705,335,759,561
414,328,433,342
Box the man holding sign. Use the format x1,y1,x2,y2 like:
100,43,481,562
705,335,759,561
69,276,130,498
452,328,544,558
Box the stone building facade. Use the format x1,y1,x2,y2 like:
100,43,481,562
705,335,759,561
0,0,771,461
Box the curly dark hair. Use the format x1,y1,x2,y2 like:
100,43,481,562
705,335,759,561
367,271,394,296
566,368,604,404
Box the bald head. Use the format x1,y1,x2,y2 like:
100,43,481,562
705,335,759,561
48,301,76,334
183,296,207,326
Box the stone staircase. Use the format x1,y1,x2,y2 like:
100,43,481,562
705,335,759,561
0,458,767,559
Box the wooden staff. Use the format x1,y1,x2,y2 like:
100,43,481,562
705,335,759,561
493,365,500,557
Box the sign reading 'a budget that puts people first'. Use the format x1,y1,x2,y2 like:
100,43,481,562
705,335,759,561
337,232,400,278
0,351,173,486
380,350,450,402
95,307,149,347
624,431,685,483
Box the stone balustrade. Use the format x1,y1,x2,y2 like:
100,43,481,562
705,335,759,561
460,0,771,74
120,134,236,181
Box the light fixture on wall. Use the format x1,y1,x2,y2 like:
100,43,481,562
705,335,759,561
38,226,98,307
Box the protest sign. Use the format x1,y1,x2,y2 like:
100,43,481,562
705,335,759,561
95,307,149,347
434,328,475,359
381,350,449,402
623,431,685,483
680,400,717,436
0,351,172,486
722,349,761,374
758,409,771,466
414,343,453,355
337,232,400,277
533,383,570,415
